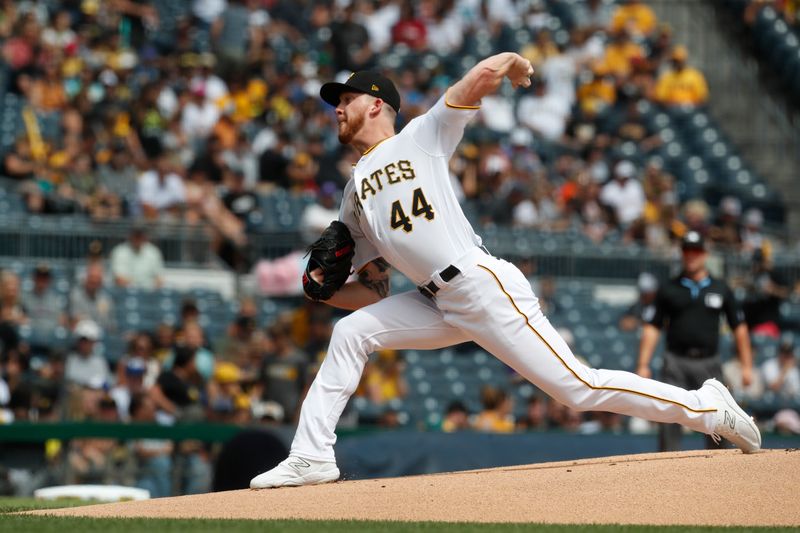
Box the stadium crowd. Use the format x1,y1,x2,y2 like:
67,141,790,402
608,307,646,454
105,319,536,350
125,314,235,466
0,0,784,261
0,0,798,496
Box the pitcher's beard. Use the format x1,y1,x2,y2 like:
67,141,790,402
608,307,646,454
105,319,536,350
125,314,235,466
338,112,365,145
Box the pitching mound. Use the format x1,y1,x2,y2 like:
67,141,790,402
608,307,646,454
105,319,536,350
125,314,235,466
30,449,800,526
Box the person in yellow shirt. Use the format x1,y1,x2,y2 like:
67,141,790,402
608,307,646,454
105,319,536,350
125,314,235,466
610,0,658,38
654,46,709,107
361,350,408,404
603,30,646,78
577,63,617,115
472,386,515,433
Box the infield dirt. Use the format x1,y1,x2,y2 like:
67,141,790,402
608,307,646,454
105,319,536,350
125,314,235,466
29,449,800,526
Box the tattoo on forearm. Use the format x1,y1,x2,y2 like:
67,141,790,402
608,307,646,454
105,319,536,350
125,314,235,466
373,258,390,272
358,259,390,298
358,276,389,298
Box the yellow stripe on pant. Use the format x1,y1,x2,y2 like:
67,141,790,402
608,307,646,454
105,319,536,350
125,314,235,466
476,264,717,415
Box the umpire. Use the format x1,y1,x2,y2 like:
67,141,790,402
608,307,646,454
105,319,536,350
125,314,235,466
636,231,753,451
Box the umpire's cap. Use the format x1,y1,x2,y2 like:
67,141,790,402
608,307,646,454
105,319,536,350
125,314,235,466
681,230,705,251
320,71,401,113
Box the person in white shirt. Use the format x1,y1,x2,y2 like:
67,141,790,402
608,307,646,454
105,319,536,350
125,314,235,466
65,319,111,389
300,182,341,245
110,225,165,290
516,78,571,141
761,337,800,400
599,159,645,227
180,82,221,144
137,151,187,218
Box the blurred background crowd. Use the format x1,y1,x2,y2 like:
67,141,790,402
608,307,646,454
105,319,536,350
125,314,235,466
0,0,799,497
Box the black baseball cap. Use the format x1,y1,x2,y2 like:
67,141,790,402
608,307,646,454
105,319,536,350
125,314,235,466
681,231,705,250
320,71,401,113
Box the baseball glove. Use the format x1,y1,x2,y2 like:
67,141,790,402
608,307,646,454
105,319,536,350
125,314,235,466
302,220,355,301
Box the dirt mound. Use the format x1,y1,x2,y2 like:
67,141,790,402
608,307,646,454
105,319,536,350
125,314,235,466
31,449,800,525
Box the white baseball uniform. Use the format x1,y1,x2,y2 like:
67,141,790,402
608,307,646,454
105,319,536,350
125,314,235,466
290,94,720,463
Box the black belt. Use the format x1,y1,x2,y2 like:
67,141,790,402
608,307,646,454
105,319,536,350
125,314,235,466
418,265,461,299
418,246,490,299
668,347,715,359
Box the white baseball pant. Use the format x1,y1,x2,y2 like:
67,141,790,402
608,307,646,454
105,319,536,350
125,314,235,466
291,248,718,462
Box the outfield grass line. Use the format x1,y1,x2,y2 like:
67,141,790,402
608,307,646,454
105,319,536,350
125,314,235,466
1,515,800,533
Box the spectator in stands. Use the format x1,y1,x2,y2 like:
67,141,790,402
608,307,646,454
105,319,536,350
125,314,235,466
257,133,291,191
0,270,27,326
574,178,614,243
360,349,408,405
259,320,309,423
300,182,341,244
573,0,614,32
115,332,160,390
761,334,800,400
516,78,570,142
521,29,559,70
472,386,515,433
207,361,251,423
654,46,709,107
516,394,547,431
546,397,583,431
180,80,222,147
214,312,261,369
602,29,645,79
619,272,659,332
169,321,215,383
136,150,186,220
153,322,176,363
743,248,790,338
67,394,125,485
97,144,139,209
176,299,202,335
303,309,335,368
221,166,258,224
441,400,470,432
576,63,617,115
41,9,76,51
600,160,645,229
610,0,658,38
0,349,30,421
69,261,116,332
682,199,712,238
129,393,174,498
391,1,426,51
210,0,251,71
330,4,373,72
709,196,743,249
2,137,40,181
110,356,148,423
64,319,110,389
423,2,464,56
0,368,11,423
110,225,165,290
21,263,67,342
30,59,67,112
741,208,768,256
150,345,205,422
722,350,765,403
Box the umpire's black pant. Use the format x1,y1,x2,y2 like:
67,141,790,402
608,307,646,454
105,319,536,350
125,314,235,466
659,351,725,452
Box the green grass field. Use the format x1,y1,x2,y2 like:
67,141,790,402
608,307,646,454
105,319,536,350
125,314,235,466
0,497,795,532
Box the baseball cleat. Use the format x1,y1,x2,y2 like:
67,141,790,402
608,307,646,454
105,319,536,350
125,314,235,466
250,456,340,489
702,378,761,454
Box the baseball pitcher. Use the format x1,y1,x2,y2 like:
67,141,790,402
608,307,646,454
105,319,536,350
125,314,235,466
251,52,760,489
